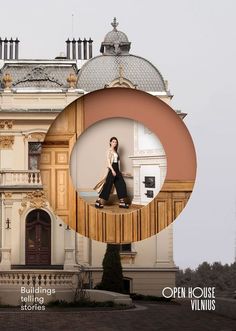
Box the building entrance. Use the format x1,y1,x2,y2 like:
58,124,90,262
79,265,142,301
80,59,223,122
25,209,51,265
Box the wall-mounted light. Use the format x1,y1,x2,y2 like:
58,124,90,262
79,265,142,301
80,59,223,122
5,218,11,229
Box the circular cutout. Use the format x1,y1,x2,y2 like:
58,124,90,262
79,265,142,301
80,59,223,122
40,88,196,243
70,117,167,213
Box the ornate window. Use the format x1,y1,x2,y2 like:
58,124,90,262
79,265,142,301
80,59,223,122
28,142,42,170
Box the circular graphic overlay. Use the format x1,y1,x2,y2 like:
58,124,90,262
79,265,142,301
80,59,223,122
70,117,167,213
40,88,196,243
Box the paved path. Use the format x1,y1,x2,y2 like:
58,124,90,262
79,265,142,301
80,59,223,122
0,301,235,331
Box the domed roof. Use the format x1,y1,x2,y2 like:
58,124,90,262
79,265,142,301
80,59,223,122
103,17,129,44
77,55,166,92
77,18,167,93
104,30,129,44
100,18,131,55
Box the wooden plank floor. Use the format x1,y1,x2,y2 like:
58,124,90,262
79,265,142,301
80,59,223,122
81,196,143,214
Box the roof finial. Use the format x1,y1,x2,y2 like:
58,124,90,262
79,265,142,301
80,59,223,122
111,17,119,31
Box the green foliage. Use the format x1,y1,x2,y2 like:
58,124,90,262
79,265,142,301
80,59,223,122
176,261,236,296
99,244,124,293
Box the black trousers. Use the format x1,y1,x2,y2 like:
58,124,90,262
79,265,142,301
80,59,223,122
99,163,127,201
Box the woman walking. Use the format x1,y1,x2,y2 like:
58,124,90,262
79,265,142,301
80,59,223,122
94,137,129,209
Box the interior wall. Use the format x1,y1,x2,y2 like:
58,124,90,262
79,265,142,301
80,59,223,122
70,117,134,191
83,88,197,181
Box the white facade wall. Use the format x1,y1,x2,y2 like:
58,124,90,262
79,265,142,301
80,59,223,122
0,60,177,298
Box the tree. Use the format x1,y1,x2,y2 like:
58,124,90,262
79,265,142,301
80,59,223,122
99,244,124,293
177,262,236,297
195,262,212,286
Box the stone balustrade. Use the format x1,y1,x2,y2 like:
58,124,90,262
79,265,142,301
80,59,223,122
0,270,76,288
0,170,42,187
0,270,132,306
0,270,93,305
0,270,77,288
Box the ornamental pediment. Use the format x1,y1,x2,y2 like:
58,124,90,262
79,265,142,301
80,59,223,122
13,66,63,87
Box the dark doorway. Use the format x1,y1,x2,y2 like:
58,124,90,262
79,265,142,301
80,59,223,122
25,209,51,266
123,278,132,294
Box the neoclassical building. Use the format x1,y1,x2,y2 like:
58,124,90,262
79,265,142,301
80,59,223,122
0,19,191,304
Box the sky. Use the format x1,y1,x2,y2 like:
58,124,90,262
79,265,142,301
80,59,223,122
1,0,236,269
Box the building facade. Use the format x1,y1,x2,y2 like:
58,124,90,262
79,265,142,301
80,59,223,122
0,19,183,304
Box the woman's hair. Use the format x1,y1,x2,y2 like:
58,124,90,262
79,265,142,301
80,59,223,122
109,137,118,152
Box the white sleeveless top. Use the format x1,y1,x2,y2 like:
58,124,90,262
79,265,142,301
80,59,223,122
113,152,118,163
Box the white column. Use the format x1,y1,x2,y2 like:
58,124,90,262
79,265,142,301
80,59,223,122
83,236,91,265
0,198,13,270
63,227,76,270
75,233,91,265
168,224,175,266
155,225,175,268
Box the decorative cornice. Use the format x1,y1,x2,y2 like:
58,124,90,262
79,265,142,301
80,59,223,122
3,192,12,199
13,66,63,87
23,132,46,142
107,77,136,89
0,136,14,149
0,121,13,129
19,190,48,215
28,190,47,208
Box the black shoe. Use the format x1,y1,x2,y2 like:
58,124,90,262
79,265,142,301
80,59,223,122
119,202,129,209
95,200,104,209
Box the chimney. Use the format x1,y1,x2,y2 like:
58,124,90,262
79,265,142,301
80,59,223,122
66,38,71,59
65,38,93,60
88,38,93,59
83,38,87,60
72,38,76,59
9,38,13,59
15,38,19,59
4,38,8,59
0,37,20,60
77,38,82,60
